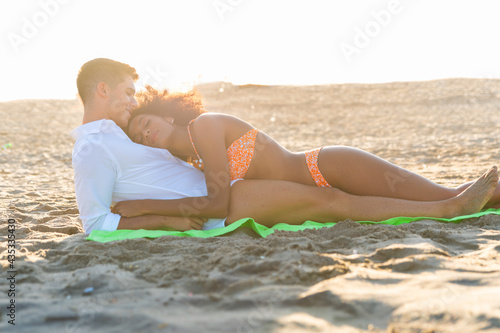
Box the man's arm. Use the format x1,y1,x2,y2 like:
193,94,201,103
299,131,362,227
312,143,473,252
117,215,205,231
111,195,228,219
73,139,122,233
73,139,129,233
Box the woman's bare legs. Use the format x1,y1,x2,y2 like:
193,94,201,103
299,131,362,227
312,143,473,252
317,146,500,205
226,166,498,227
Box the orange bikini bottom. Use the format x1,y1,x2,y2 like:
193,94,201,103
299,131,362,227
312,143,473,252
305,148,332,187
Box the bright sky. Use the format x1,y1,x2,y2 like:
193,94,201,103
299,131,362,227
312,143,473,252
1,0,499,101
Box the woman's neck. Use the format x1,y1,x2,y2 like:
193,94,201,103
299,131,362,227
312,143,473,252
168,125,196,158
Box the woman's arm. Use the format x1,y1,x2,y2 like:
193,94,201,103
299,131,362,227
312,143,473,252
112,115,232,218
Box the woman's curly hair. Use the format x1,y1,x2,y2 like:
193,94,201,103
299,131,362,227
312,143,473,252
128,85,206,131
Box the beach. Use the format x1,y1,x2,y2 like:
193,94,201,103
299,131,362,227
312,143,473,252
1,78,500,332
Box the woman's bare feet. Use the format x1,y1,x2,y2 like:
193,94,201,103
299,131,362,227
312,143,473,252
445,166,499,217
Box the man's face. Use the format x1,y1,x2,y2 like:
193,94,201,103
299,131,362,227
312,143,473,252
107,76,138,128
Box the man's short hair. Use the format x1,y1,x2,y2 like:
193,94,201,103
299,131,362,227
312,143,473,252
76,58,139,104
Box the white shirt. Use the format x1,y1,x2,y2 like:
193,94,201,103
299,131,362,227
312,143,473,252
71,119,225,233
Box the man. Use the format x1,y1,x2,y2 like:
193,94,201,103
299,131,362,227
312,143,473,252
71,58,493,234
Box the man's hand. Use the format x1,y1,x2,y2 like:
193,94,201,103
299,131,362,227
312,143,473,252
160,216,207,231
112,199,147,217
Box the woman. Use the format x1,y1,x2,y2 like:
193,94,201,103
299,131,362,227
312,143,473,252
111,85,500,222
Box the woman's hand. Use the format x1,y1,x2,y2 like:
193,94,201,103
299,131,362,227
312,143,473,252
112,200,148,217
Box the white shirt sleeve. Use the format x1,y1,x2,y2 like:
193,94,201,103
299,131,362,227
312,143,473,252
72,138,122,234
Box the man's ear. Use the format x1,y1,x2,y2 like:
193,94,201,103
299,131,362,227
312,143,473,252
96,82,109,98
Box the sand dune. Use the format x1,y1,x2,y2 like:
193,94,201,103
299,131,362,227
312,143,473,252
1,78,500,332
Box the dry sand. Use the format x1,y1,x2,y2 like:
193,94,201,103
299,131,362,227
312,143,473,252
1,78,500,332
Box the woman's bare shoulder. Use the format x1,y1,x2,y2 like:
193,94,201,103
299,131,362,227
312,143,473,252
192,113,257,147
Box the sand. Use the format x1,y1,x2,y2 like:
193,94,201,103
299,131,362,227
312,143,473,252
1,78,500,332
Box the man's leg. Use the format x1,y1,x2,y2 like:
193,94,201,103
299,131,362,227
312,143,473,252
226,171,498,227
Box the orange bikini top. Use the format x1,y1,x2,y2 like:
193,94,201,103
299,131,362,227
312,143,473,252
187,119,259,180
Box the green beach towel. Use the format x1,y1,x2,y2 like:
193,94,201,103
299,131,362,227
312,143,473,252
87,209,500,243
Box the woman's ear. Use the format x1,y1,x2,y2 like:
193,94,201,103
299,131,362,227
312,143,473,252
164,116,174,125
